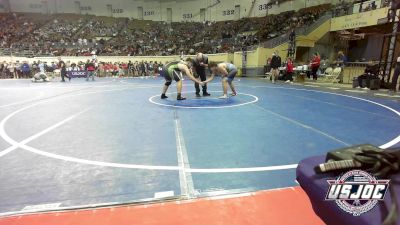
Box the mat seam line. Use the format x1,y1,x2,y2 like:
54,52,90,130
174,111,195,198
253,104,350,147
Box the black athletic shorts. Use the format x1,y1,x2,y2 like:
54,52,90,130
164,67,183,82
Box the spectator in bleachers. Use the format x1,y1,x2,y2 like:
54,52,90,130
359,2,364,12
371,1,377,10
0,3,332,58
0,3,336,79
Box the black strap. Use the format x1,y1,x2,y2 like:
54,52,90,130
382,185,398,225
353,149,400,225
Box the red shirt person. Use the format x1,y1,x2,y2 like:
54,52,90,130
310,53,321,80
285,58,294,82
287,58,294,73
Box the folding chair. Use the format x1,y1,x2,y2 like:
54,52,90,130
295,66,306,83
322,67,334,82
331,67,342,84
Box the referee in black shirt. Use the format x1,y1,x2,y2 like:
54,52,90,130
58,57,70,82
270,51,281,84
193,53,211,97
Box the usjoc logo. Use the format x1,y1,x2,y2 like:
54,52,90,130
72,71,86,76
325,170,390,216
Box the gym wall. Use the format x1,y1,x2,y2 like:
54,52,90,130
6,0,346,22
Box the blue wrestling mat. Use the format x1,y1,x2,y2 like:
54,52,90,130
0,77,399,215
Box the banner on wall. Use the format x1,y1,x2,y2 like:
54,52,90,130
67,71,87,78
330,7,388,31
352,0,382,14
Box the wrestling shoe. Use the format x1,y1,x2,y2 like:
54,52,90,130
161,94,168,99
203,92,211,97
195,93,201,97
218,95,228,99
177,96,186,101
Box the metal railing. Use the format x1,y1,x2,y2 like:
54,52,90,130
296,13,332,36
341,61,379,84
332,0,389,17
262,13,332,49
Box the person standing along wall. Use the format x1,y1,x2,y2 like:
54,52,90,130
0,62,5,78
58,58,71,82
8,63,16,79
15,61,21,79
335,51,348,83
140,61,146,78
21,61,31,78
310,52,321,81
85,59,96,81
285,58,294,83
391,56,400,92
128,61,133,77
270,51,282,84
148,61,155,78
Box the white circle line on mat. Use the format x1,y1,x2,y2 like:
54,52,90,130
149,91,259,109
0,84,399,173
251,85,400,149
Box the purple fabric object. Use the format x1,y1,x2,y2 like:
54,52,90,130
296,155,400,225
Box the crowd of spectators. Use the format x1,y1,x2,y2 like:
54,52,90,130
0,3,332,57
0,59,163,79
80,19,123,38
0,13,49,50
0,60,41,79
11,15,90,56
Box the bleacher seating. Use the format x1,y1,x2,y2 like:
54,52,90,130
0,4,332,57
